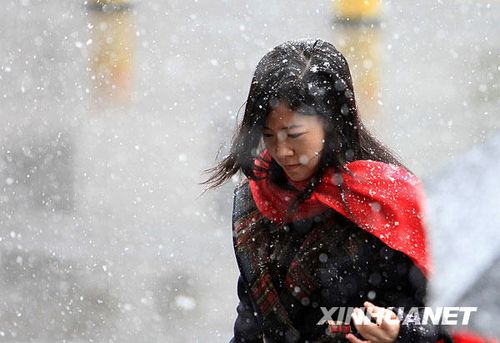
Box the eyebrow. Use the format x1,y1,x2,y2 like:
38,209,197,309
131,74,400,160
263,124,304,131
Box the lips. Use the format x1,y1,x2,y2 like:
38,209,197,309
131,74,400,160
284,164,301,171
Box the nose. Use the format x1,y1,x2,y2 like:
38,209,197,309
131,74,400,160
275,140,294,159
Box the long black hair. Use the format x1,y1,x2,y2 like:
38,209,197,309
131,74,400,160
204,39,405,203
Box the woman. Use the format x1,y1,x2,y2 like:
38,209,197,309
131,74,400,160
205,39,441,342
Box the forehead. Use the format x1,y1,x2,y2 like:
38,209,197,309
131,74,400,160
265,104,319,130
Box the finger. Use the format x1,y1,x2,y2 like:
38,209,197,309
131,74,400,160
363,301,375,315
345,333,369,343
352,307,371,328
363,302,394,326
373,308,387,326
379,309,400,328
363,304,379,324
364,301,382,314
351,308,381,342
357,304,401,341
364,301,375,308
372,310,388,328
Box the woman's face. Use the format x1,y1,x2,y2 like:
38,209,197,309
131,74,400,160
263,103,325,182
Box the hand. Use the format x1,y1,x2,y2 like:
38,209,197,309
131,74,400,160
345,301,400,343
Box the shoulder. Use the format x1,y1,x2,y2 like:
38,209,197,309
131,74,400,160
341,159,425,207
345,159,421,186
231,180,268,250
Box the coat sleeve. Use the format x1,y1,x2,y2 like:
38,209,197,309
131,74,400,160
376,248,441,343
230,183,263,342
229,275,263,343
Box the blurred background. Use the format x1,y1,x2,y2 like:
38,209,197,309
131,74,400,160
0,0,499,341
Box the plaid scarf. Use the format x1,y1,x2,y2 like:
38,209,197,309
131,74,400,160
233,190,353,342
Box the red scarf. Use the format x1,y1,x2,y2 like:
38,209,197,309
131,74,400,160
248,150,431,278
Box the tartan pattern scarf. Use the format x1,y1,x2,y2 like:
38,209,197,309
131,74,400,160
233,185,356,342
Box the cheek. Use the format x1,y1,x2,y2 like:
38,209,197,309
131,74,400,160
295,140,323,166
305,136,325,155
262,137,275,150
315,138,325,152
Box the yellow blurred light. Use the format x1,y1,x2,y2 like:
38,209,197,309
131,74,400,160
334,0,381,21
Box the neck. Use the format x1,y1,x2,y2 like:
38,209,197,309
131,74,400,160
286,177,311,191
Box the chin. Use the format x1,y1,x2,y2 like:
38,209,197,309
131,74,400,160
286,173,308,182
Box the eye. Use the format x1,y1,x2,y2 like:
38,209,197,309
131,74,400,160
288,133,305,139
263,133,273,138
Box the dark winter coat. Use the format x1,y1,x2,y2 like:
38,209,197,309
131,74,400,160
229,181,439,343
